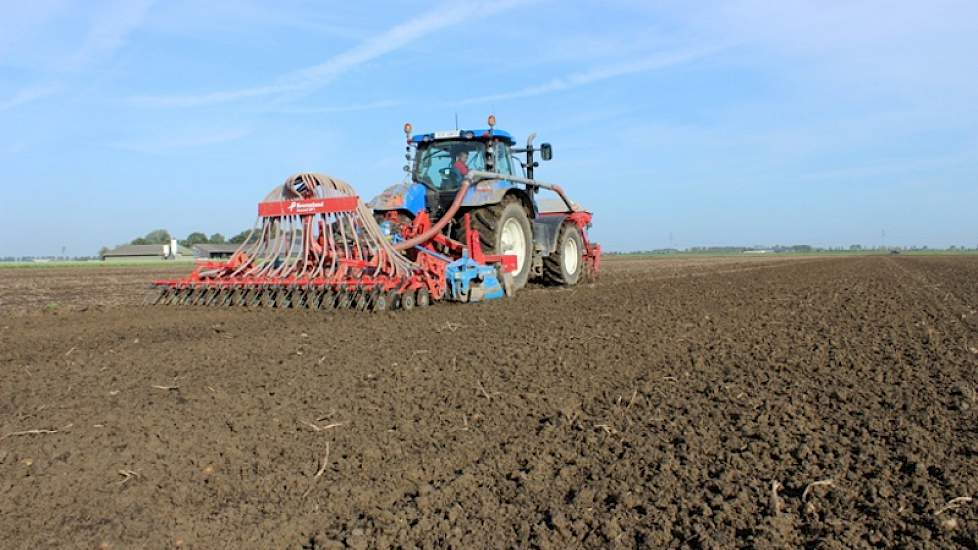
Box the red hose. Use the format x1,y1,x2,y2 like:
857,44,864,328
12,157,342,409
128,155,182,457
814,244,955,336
393,179,471,251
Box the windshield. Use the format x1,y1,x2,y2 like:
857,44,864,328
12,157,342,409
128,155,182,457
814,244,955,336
413,141,485,190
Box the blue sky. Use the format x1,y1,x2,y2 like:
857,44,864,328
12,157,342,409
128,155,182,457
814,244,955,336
1,0,976,256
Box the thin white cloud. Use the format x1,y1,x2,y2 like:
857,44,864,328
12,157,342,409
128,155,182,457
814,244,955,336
109,128,251,153
66,0,155,70
457,44,732,105
132,0,528,108
268,99,402,115
0,85,60,111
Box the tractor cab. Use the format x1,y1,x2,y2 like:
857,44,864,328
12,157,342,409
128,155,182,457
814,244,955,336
410,129,519,192
369,118,552,221
407,129,522,217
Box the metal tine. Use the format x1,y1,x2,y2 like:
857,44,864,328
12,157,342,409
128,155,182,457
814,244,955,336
182,288,196,306
319,289,336,310
239,288,255,306
337,289,353,309
200,288,213,305
276,287,292,308
146,288,164,305
242,288,256,306
249,288,265,307
154,288,169,305
262,288,277,308
264,287,277,308
204,287,220,306
191,287,207,306
304,288,319,309
359,289,375,312
168,288,183,306
222,289,235,306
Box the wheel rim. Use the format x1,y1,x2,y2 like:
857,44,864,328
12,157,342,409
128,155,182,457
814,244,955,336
500,218,527,274
563,235,579,275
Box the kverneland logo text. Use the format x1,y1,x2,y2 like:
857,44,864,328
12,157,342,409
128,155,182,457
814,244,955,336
288,201,324,211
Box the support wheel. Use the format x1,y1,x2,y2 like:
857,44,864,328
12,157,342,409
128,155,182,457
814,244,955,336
416,288,430,307
544,223,584,286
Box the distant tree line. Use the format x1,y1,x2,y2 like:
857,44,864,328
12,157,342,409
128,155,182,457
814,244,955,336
98,228,252,257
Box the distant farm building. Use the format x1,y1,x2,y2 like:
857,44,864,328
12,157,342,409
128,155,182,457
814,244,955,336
101,240,193,261
193,244,239,259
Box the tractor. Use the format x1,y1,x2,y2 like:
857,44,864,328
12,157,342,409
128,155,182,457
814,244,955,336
370,116,599,290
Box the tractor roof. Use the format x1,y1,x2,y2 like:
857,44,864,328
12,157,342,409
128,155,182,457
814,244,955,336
410,129,514,145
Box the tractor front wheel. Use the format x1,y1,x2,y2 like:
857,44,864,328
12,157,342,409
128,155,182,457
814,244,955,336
471,198,533,290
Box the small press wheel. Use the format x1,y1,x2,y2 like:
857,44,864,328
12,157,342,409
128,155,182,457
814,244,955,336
400,291,416,311
416,288,430,307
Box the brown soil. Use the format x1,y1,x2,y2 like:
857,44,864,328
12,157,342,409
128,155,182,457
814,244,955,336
1,256,976,549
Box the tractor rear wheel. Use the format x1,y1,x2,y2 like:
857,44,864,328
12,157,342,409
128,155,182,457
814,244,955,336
471,198,533,290
544,223,584,286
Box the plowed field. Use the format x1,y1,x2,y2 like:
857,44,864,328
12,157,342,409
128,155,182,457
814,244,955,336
1,256,976,548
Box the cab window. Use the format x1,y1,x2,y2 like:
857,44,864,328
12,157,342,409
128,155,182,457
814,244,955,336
494,142,513,175
414,141,485,190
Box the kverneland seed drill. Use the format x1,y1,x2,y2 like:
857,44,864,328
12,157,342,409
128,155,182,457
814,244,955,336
149,116,601,311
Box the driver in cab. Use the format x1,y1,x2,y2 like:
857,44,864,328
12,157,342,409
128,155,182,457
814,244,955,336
452,150,469,179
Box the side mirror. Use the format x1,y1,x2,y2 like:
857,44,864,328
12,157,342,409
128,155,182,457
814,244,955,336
540,143,553,161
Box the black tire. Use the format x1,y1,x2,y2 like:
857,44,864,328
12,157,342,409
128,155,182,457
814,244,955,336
401,291,415,311
544,223,584,286
470,198,533,290
416,288,430,307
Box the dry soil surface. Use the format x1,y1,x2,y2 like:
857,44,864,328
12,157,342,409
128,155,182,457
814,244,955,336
1,256,976,548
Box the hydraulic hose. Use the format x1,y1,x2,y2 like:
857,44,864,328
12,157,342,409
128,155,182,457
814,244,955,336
391,170,577,251
393,178,471,251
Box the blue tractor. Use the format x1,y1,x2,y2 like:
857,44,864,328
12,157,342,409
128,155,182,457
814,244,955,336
368,116,600,291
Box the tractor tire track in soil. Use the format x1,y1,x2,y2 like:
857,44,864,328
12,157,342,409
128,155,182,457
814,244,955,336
1,256,976,548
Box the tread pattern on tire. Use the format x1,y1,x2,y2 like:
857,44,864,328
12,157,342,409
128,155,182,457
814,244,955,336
544,223,582,286
469,197,531,289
